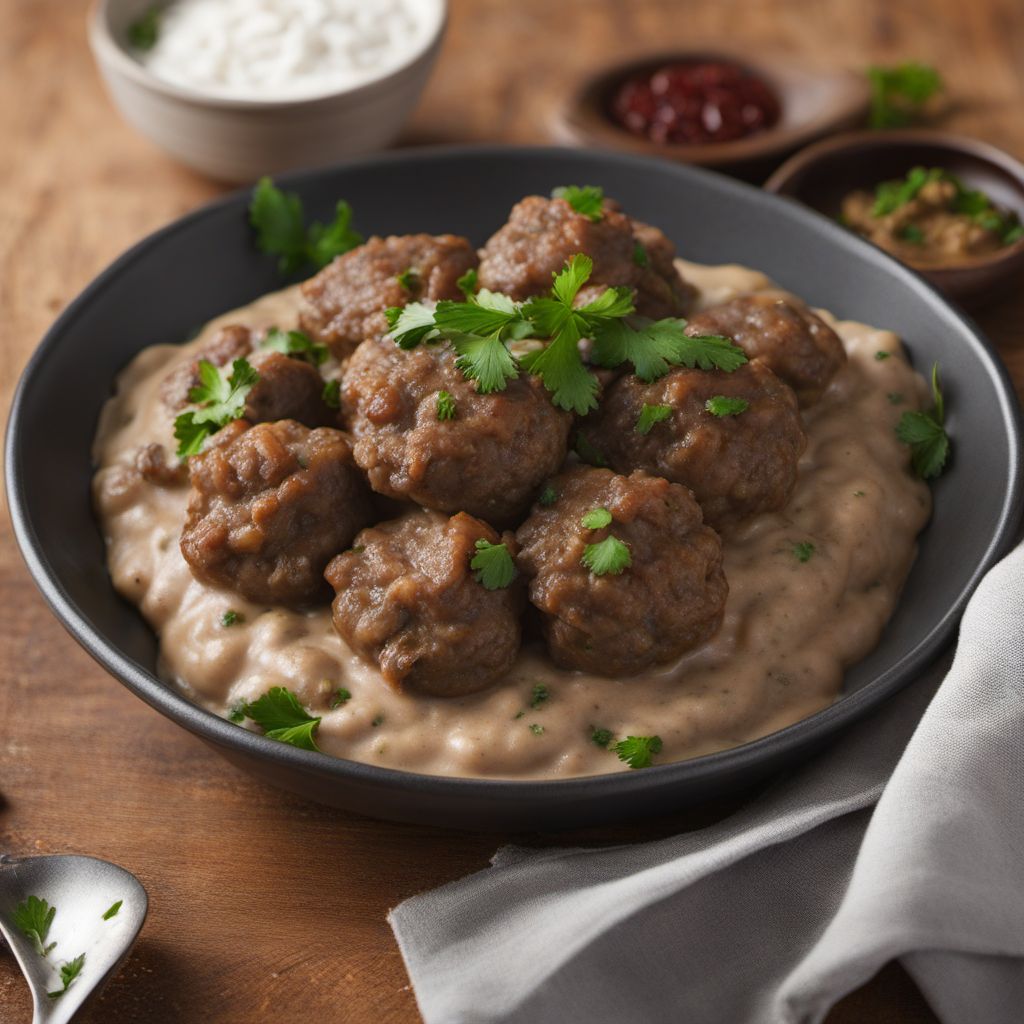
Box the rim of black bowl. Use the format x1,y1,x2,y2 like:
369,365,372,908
6,144,1023,803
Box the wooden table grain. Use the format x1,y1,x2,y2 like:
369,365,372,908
2,0,1022,1020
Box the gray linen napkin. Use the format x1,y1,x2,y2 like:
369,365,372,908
389,541,1024,1024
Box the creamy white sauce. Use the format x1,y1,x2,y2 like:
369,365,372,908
136,0,441,100
92,261,932,779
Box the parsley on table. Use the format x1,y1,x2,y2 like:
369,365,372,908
793,541,816,563
581,536,631,576
896,362,950,479
867,62,943,129
471,539,517,590
538,484,557,506
330,687,351,709
221,609,242,627
457,267,478,299
552,184,604,221
127,6,160,50
635,402,672,435
322,379,341,409
249,177,362,275
48,954,85,999
243,687,321,751
614,735,662,769
102,901,123,921
581,507,612,529
530,684,550,709
590,726,613,748
261,327,328,366
14,896,56,957
436,390,457,421
705,395,749,417
173,357,259,457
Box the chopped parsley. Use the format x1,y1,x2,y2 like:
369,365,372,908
895,362,950,479
471,539,517,590
457,267,478,299
436,390,457,421
261,327,328,366
330,687,351,709
243,687,321,751
632,242,649,267
127,6,160,50
530,684,550,709
705,395,750,417
581,507,612,530
552,184,604,221
574,432,608,467
853,489,866,497
173,357,259,457
875,350,891,361
322,379,341,409
867,62,943,129
793,541,816,563
900,224,925,245
227,701,246,723
48,954,86,999
590,726,613,748
581,535,631,577
538,484,557,506
872,166,946,216
14,896,56,957
102,901,123,921
635,402,672,435
614,735,662,769
397,267,420,293
221,609,242,627
529,723,545,736
372,714,385,727
249,177,362,275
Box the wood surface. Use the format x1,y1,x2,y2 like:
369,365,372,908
1,0,1022,1020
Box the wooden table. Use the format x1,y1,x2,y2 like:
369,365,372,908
1,0,1022,1020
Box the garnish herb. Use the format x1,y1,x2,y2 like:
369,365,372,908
249,177,362,275
614,735,662,769
900,224,925,245
793,541,816,563
456,267,478,299
580,507,612,530
705,395,749,417
372,714,384,727
127,6,160,50
867,62,943,129
888,392,905,405
221,609,242,627
538,484,557,506
590,726,613,748
173,358,259,457
853,490,866,497
581,536,632,577
14,896,56,957
635,403,672,435
529,723,545,736
552,184,604,221
330,687,351,709
574,432,608,467
436,390,457,421
530,684,550,709
102,901,123,921
261,328,328,366
322,379,341,409
875,351,890,361
228,701,246,723
48,954,86,1000
243,687,321,751
632,242,649,268
872,166,945,216
397,267,419,293
471,539,517,590
896,362,950,479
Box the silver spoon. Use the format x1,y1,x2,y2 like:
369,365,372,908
0,854,147,1024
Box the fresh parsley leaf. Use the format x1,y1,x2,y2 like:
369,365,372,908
518,318,598,414
102,901,122,921
14,896,56,957
244,687,321,751
436,390,457,420
875,350,891,361
635,403,672,435
614,735,662,769
590,727,613,748
581,536,631,576
867,63,943,129
330,687,351,709
386,302,440,349
529,723,545,735
538,484,557,506
174,358,260,457
450,331,521,394
322,379,341,409
530,684,550,709
48,953,85,999
581,507,612,529
895,362,950,479
261,328,328,366
228,701,247,723
306,200,362,268
552,184,604,221
457,267,478,299
397,267,420,292
592,320,747,382
632,242,649,267
127,6,160,50
705,395,750,417
471,539,517,590
793,541,815,563
221,610,242,627
872,166,945,216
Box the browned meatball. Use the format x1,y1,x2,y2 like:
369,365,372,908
161,325,335,427
477,196,694,319
299,234,478,359
583,362,806,527
515,467,727,676
181,420,372,606
325,510,523,697
685,291,846,406
342,337,572,525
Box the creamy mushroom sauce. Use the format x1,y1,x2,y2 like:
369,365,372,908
93,260,932,779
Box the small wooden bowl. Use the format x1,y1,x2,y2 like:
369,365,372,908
765,130,1024,306
551,51,870,172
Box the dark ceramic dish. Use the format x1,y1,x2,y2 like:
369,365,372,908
765,130,1024,305
6,146,1022,831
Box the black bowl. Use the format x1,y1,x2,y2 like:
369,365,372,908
6,146,1022,830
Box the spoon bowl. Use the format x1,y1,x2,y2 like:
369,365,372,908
0,854,147,1023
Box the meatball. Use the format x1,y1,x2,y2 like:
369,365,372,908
342,337,572,524
685,291,846,405
583,362,806,527
299,234,478,359
477,195,694,319
325,510,523,697
515,467,727,676
161,325,335,427
181,420,372,606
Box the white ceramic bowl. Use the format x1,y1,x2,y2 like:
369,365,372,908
88,0,448,183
